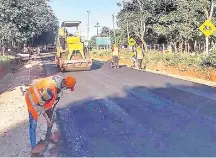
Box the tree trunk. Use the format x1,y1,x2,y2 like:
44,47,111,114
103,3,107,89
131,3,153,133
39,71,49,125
194,40,197,53
174,42,177,53
180,41,183,53
198,42,201,52
184,41,187,53
205,0,214,55
188,42,190,53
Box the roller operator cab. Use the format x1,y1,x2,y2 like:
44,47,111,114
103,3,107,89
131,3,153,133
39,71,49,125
55,21,92,71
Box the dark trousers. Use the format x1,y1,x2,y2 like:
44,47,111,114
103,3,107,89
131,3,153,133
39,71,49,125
137,59,143,69
112,56,119,68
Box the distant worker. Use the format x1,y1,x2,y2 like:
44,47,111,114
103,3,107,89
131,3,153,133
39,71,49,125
131,45,136,68
25,75,76,153
135,43,144,70
111,44,120,69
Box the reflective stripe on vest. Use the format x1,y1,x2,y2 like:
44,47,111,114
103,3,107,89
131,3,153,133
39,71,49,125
113,47,119,56
32,83,46,106
27,91,42,116
41,88,53,101
137,48,143,59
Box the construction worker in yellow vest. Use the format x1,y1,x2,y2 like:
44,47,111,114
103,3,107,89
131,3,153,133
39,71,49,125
135,43,144,70
111,44,120,69
131,45,136,67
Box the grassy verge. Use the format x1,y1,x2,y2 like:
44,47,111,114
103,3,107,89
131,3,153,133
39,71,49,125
0,55,16,78
0,55,15,68
90,49,216,82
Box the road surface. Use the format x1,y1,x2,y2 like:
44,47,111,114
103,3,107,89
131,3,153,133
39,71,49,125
42,53,216,157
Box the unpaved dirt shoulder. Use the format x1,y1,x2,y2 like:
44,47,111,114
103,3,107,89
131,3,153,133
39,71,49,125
0,55,48,156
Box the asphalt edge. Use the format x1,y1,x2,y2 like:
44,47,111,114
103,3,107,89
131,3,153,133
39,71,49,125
91,57,216,88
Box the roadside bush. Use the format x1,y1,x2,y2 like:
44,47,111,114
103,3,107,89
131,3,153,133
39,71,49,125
201,53,216,68
90,50,213,69
0,55,15,68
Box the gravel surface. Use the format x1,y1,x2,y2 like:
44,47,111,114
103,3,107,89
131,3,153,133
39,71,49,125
0,55,51,156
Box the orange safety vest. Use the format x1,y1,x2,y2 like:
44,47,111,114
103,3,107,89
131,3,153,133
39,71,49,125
112,47,119,56
25,77,57,120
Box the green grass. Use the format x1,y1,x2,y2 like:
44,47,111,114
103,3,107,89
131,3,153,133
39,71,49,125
90,49,215,69
0,55,15,68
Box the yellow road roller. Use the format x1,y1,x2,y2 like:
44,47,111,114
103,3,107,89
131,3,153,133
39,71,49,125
55,21,92,71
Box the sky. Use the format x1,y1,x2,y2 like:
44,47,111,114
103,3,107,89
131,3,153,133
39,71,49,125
49,0,122,40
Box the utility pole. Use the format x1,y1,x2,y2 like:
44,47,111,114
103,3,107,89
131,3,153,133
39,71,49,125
87,11,90,42
95,22,101,36
205,0,214,56
112,13,117,45
127,20,129,41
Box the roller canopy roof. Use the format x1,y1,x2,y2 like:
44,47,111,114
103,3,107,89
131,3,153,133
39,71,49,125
61,21,81,27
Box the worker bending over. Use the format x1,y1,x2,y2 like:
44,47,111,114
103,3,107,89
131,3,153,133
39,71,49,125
135,43,144,70
112,44,120,69
25,75,76,152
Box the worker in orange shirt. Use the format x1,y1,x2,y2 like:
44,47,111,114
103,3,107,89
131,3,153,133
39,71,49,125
111,44,120,69
25,75,76,152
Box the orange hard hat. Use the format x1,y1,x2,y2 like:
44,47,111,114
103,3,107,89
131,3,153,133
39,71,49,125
64,76,76,91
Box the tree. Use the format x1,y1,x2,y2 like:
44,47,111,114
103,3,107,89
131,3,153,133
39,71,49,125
116,0,216,53
88,36,96,49
0,0,58,50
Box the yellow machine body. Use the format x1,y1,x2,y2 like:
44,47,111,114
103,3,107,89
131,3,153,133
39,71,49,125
55,21,92,71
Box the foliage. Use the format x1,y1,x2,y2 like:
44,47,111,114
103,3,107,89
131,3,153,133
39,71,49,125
0,55,14,68
0,0,58,48
116,0,214,47
90,49,212,69
88,36,97,49
201,52,216,68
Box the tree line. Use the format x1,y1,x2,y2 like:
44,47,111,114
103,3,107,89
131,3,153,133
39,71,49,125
89,0,216,54
0,0,58,50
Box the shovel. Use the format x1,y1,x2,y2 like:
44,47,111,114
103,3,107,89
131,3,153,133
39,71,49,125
31,98,60,157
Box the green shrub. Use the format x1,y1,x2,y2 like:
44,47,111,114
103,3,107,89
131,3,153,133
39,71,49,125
0,55,14,68
201,53,216,68
90,50,216,69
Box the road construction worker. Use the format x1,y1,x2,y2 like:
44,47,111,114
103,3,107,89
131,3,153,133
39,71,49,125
131,46,136,67
25,75,76,151
111,44,120,69
135,43,144,70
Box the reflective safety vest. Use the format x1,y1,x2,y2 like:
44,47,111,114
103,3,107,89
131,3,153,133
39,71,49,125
130,51,135,57
136,47,144,59
112,47,119,56
25,77,57,120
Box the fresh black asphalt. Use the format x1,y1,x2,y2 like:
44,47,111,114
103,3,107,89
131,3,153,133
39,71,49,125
42,54,216,157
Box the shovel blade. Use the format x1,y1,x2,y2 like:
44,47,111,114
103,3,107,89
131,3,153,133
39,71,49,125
31,139,49,156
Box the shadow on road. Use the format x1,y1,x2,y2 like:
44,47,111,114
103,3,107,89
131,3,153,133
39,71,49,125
51,84,216,157
90,60,104,71
2,53,216,156
1,83,216,156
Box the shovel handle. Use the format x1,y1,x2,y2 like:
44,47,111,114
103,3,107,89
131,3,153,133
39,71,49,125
45,97,60,138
